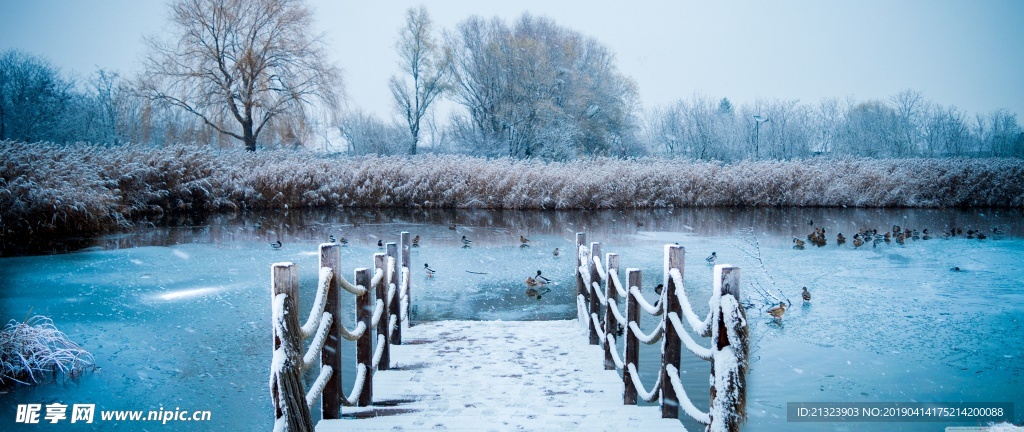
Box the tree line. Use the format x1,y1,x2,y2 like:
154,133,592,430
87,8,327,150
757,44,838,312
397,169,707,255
1,0,1021,159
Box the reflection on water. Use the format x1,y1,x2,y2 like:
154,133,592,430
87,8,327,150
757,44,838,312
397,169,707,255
0,207,1020,431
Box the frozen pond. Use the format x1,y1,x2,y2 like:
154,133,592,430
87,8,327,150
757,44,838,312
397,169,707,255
0,207,1021,430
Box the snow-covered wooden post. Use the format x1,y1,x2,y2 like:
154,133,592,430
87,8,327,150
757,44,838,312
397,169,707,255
604,253,620,370
387,242,400,347
271,262,315,431
319,244,343,419
709,265,747,432
374,253,390,371
588,242,602,345
575,232,586,301
398,231,411,334
354,268,373,406
661,245,684,419
624,268,641,405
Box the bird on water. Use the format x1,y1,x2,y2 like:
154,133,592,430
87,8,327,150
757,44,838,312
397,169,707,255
767,302,787,320
706,252,717,264
424,263,436,278
270,240,282,249
801,287,811,303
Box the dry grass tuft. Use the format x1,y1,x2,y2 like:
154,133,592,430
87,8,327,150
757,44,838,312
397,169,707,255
0,315,95,389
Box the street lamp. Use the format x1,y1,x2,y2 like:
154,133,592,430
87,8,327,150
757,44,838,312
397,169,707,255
753,115,770,159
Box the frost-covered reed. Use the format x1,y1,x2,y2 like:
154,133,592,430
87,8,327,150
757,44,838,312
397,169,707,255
0,315,95,389
2,141,1023,238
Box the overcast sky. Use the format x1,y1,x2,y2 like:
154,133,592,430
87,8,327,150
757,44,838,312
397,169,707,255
2,0,1022,119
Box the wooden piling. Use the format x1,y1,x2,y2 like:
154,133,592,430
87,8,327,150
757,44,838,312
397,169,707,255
575,233,586,301
319,245,342,419
709,265,745,432
374,253,390,371
604,253,620,370
271,263,314,431
387,242,401,345
354,268,373,406
399,231,411,332
588,242,602,345
624,268,641,405
662,245,683,419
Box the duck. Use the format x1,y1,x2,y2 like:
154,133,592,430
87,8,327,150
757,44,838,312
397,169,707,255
525,276,542,287
992,227,1003,235
836,233,846,245
977,232,987,240
253,222,263,229
535,270,551,284
448,223,457,230
520,235,530,246
339,236,349,246
654,283,664,295
377,239,384,248
525,286,551,300
807,219,814,225
329,234,337,243
793,238,806,249
853,236,864,248
801,287,811,303
270,240,282,249
424,263,436,278
706,252,717,264
767,302,787,320
461,235,472,246
552,247,560,257
411,235,420,247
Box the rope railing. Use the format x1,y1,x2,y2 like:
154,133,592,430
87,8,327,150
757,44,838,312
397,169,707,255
573,232,749,431
270,232,414,432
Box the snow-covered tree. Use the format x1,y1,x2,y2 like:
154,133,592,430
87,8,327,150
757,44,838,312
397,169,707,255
390,6,449,156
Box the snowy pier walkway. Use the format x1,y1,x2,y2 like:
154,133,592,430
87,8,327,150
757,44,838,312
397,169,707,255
316,320,683,432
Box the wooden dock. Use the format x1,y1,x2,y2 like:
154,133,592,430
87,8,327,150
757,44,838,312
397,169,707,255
316,320,683,431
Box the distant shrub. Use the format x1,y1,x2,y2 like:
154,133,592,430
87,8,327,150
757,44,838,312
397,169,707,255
0,315,95,390
1,142,1023,239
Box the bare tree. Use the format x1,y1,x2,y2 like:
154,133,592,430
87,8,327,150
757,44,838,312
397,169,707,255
0,50,75,142
389,6,449,155
141,0,341,151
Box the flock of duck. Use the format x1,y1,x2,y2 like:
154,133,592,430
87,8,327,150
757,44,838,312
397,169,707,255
794,221,1003,250
269,225,565,301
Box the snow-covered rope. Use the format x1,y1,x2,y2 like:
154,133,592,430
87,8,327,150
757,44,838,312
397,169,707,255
670,268,712,335
339,321,366,341
305,366,333,410
338,275,366,297
628,321,664,345
386,282,396,307
577,294,589,327
606,298,626,324
371,334,386,370
593,255,607,281
629,286,664,316
578,264,592,294
590,313,606,345
592,281,608,305
370,268,385,291
388,314,397,339
625,363,661,403
608,268,627,298
604,334,624,370
666,312,713,361
666,364,711,425
340,364,368,407
302,312,334,372
369,299,385,328
300,267,333,339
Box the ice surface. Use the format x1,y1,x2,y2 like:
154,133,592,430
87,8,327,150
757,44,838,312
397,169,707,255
0,207,1020,431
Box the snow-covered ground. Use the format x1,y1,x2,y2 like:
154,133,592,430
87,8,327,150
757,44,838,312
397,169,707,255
0,207,1021,430
318,320,682,431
